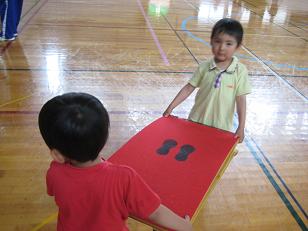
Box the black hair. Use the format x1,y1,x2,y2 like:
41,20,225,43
211,18,244,46
38,92,110,162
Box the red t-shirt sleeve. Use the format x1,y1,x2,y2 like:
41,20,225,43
46,161,56,196
124,167,161,219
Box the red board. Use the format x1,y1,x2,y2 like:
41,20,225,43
108,116,237,226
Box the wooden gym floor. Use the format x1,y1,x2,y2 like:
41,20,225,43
0,0,307,230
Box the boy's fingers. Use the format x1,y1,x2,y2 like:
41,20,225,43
184,215,190,221
240,136,244,142
163,112,170,117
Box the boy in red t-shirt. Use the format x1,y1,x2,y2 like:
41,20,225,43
38,92,193,231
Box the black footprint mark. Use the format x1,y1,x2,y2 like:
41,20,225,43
175,145,195,161
156,139,178,155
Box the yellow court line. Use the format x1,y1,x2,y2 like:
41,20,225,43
0,94,32,108
29,212,58,231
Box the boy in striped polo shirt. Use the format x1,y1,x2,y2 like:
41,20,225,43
164,18,251,144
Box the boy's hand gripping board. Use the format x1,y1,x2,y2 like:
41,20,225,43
108,116,238,230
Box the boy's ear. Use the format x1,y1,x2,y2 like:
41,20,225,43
50,149,66,163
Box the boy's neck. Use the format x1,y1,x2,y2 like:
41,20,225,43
69,155,103,168
214,57,233,71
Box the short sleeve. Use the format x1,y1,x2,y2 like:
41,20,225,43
46,161,55,196
188,64,204,87
236,65,251,96
125,168,161,219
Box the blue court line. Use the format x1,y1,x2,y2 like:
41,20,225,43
231,115,307,229
245,136,307,230
181,16,308,72
249,137,308,219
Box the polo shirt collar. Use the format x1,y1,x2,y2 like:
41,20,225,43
209,56,238,73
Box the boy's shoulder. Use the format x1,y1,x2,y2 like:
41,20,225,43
102,162,142,186
105,161,137,175
48,160,137,178
224,56,248,76
198,59,213,69
195,59,213,74
236,59,248,71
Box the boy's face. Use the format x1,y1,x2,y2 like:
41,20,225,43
211,33,239,64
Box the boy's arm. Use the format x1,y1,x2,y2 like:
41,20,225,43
163,83,196,117
235,94,247,143
148,204,193,231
